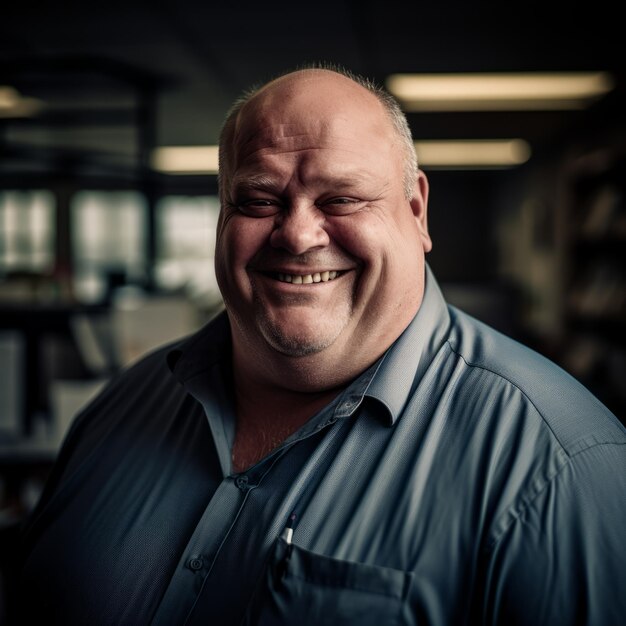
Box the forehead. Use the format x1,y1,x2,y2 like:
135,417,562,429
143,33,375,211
231,72,395,167
234,119,378,164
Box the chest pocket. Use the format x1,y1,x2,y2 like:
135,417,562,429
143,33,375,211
242,538,413,626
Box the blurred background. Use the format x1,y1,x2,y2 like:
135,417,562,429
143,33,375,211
1,0,625,610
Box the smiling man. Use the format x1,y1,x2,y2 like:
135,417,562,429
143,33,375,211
215,69,431,471
17,66,626,626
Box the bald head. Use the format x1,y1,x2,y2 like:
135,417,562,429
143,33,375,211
239,69,384,125
218,67,417,202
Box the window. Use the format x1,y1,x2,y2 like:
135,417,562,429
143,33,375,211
0,190,55,272
71,191,147,302
155,195,221,306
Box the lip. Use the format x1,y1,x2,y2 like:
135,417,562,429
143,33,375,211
253,265,350,274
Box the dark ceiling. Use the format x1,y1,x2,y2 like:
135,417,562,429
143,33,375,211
1,0,625,182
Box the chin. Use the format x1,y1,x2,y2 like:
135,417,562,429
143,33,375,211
259,319,342,358
263,329,334,357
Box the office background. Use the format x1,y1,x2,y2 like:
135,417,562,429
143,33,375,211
1,1,625,619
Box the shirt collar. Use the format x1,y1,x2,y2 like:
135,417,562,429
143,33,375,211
359,263,451,424
166,308,230,383
167,263,451,426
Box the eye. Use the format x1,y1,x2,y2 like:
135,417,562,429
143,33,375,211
237,199,281,217
319,197,363,215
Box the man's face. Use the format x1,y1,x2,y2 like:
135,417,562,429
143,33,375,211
215,70,431,385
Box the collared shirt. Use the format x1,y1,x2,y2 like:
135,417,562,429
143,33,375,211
17,266,626,625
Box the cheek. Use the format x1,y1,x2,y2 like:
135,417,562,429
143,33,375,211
329,220,395,276
219,220,261,263
215,225,245,292
331,216,424,294
215,219,272,291
327,216,379,255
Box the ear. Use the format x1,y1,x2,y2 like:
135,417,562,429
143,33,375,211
409,170,432,253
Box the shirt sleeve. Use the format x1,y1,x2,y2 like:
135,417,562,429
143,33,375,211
481,442,626,626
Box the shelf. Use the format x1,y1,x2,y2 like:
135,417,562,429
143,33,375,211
571,237,626,252
0,439,59,466
555,142,626,426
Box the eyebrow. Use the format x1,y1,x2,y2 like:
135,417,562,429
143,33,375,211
231,174,282,193
231,171,373,194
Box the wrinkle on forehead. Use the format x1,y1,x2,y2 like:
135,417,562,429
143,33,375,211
234,118,364,163
231,164,380,197
233,70,390,152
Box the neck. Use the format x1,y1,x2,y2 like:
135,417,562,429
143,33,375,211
230,351,345,473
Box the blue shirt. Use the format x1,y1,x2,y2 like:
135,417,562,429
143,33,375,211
18,265,626,625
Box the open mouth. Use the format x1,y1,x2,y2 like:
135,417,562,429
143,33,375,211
273,270,343,284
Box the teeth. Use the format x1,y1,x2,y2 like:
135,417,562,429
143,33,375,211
276,271,341,284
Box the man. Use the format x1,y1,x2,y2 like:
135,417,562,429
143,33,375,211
17,66,626,625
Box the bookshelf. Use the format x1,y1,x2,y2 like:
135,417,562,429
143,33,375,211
557,147,626,423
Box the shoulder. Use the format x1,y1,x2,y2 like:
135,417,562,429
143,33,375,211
435,306,626,576
444,305,625,455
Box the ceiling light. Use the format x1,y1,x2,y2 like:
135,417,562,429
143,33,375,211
415,139,531,168
386,72,615,111
0,85,43,117
151,146,219,174
151,139,531,174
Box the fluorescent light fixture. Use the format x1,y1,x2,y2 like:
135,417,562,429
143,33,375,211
0,85,43,117
386,72,615,111
151,146,219,174
151,139,530,173
415,139,531,168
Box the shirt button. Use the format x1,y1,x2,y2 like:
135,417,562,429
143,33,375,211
235,475,249,491
188,556,203,571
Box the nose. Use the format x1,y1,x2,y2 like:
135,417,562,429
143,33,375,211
269,205,330,255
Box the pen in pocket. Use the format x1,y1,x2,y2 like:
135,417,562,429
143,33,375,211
280,512,297,544
277,512,297,582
